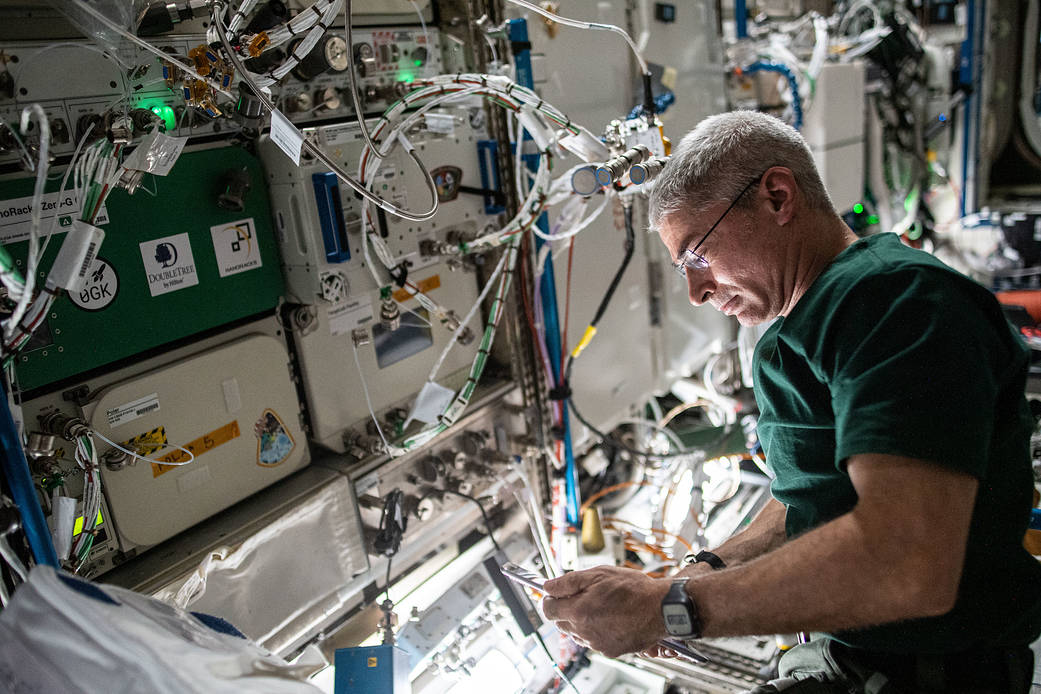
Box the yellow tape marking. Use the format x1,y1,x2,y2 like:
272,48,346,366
393,274,441,303
151,420,240,478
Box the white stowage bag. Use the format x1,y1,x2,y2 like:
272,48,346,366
0,565,323,694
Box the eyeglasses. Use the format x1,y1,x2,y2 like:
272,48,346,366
673,175,763,277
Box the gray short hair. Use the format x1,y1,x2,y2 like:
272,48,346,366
648,110,834,230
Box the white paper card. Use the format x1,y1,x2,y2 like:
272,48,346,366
121,131,187,175
404,380,456,429
269,109,303,165
424,112,455,135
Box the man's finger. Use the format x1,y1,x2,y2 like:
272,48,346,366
541,595,568,621
543,568,599,597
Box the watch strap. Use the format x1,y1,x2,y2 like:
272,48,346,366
693,550,726,570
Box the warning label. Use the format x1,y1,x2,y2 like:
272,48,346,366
121,426,168,457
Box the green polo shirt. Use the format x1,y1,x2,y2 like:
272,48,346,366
753,233,1041,653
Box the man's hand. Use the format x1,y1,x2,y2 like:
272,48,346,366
541,566,671,658
674,560,717,580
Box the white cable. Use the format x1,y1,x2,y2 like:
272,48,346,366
616,417,688,455
71,0,233,98
0,535,28,582
351,339,391,452
226,0,260,33
212,3,440,224
807,14,829,82
262,0,344,85
5,105,50,341
532,190,610,243
427,242,509,382
504,0,648,74
838,0,883,35
407,0,430,49
90,428,197,467
31,121,98,278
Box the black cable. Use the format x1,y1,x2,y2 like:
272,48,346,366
438,488,505,557
590,203,636,328
641,71,656,120
384,554,392,602
373,489,407,556
567,393,722,462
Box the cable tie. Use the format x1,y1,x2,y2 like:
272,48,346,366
389,262,409,287
548,383,572,401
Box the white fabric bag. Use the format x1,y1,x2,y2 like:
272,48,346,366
0,565,322,694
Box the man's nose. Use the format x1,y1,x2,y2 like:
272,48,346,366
687,270,715,307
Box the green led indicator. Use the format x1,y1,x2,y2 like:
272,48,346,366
414,59,423,67
853,203,864,214
399,71,415,84
151,105,177,131
867,214,880,226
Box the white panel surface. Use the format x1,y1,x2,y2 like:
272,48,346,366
90,334,309,549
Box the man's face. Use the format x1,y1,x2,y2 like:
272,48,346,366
658,205,789,326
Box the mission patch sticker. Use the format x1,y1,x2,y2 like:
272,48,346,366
254,409,295,467
69,256,118,311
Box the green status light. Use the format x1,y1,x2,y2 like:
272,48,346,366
398,71,415,84
867,214,880,226
852,203,864,214
414,59,423,67
150,105,177,132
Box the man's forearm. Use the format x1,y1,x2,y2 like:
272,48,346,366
704,497,787,567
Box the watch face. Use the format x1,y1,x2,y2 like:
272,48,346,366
662,604,694,636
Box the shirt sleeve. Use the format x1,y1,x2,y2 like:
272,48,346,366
819,267,1014,476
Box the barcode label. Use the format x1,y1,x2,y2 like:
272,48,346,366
77,241,99,279
106,393,161,428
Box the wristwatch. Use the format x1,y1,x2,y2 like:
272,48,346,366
682,550,727,570
661,577,702,639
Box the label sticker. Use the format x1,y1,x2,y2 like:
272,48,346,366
254,409,295,467
625,127,666,158
106,393,160,429
121,131,188,176
121,425,168,457
328,299,373,337
210,217,262,277
139,232,198,297
424,112,455,135
269,109,303,165
367,657,378,668
152,420,240,477
68,256,118,312
0,191,108,243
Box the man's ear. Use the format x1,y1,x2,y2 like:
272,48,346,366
760,167,798,226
